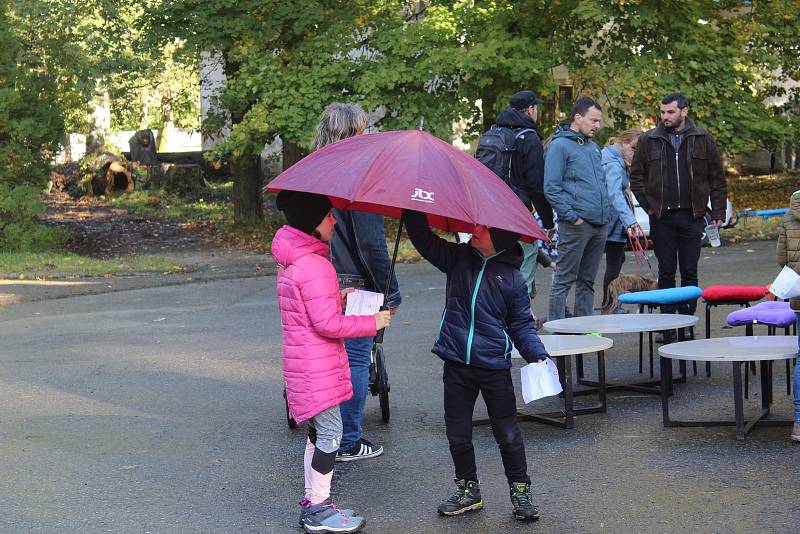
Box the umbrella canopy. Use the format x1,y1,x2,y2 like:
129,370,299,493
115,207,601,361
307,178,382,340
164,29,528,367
265,130,547,241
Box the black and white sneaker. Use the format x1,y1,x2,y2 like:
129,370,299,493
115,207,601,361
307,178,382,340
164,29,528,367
335,438,383,462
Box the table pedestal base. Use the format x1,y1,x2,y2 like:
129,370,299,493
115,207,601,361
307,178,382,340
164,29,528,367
660,357,794,440
577,358,687,396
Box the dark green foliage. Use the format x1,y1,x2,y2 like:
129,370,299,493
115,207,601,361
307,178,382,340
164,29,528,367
0,184,67,251
147,0,800,163
0,0,64,187
563,0,800,153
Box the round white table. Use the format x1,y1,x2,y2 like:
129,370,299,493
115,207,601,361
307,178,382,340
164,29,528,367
543,314,699,394
511,334,614,358
544,314,698,334
479,335,613,429
658,336,797,440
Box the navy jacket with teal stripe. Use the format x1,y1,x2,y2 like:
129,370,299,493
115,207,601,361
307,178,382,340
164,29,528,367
404,211,549,370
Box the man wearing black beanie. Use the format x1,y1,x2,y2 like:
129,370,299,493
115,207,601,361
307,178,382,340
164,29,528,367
479,90,554,305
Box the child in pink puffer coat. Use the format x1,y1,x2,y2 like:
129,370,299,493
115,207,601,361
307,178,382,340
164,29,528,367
272,190,391,534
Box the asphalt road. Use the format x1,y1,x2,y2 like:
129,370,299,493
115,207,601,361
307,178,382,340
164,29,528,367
0,239,798,533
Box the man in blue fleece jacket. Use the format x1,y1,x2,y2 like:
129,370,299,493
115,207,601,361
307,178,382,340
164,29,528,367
544,96,611,321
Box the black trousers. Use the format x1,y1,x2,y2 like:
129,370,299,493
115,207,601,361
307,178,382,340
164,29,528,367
602,241,626,307
650,210,704,315
443,360,529,484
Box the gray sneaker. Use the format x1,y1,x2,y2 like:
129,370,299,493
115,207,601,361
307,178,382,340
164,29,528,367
437,479,483,516
300,500,364,533
299,498,354,527
792,421,800,442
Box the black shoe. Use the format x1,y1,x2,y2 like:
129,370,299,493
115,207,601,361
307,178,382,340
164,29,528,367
335,438,383,462
437,479,483,516
509,482,540,521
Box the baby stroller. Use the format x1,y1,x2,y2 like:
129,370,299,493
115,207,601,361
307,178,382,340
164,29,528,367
284,340,390,428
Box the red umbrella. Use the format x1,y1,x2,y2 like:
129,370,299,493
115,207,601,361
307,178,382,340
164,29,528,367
266,129,547,330
265,129,547,241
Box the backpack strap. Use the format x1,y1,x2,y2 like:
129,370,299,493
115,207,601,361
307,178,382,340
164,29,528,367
514,128,536,141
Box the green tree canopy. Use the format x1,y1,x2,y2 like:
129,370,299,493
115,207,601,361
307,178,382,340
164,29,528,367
145,0,800,223
562,0,800,153
0,0,64,186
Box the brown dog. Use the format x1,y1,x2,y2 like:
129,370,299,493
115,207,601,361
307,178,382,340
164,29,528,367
602,274,657,314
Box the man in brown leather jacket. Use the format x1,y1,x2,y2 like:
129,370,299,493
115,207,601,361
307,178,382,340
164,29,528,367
630,92,727,333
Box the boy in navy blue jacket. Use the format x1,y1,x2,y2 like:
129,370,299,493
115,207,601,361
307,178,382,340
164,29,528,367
404,210,549,521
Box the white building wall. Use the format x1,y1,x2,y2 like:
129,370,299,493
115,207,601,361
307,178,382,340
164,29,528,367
200,51,232,151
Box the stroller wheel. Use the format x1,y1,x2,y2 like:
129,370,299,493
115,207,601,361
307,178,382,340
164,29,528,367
375,345,390,423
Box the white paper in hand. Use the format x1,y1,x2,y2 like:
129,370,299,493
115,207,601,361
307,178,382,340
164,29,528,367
345,289,385,316
769,266,800,299
520,358,563,404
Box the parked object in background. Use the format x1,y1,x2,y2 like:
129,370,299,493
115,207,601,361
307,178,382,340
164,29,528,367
632,196,737,236
737,208,788,221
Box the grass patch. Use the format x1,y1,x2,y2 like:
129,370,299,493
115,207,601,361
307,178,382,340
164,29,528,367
388,237,423,262
0,252,183,278
723,216,782,244
108,184,232,222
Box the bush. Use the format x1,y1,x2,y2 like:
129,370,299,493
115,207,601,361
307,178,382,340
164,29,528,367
0,184,67,251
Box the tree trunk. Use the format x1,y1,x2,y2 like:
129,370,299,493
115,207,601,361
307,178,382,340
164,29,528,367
156,88,173,152
139,87,149,131
282,138,308,170
481,91,497,132
62,132,73,163
231,154,263,225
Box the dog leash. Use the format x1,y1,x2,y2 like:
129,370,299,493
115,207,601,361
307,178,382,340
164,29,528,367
627,224,652,270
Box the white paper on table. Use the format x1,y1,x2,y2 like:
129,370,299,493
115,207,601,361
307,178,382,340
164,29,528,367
769,266,800,299
345,289,385,316
520,358,563,404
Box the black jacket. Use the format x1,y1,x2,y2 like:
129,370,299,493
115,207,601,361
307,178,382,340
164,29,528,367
495,108,554,229
330,210,401,308
629,118,727,221
404,211,549,370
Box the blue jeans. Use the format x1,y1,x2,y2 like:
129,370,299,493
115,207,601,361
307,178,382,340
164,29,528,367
339,336,373,451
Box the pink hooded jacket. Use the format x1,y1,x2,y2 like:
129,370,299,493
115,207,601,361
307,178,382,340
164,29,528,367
272,225,377,423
